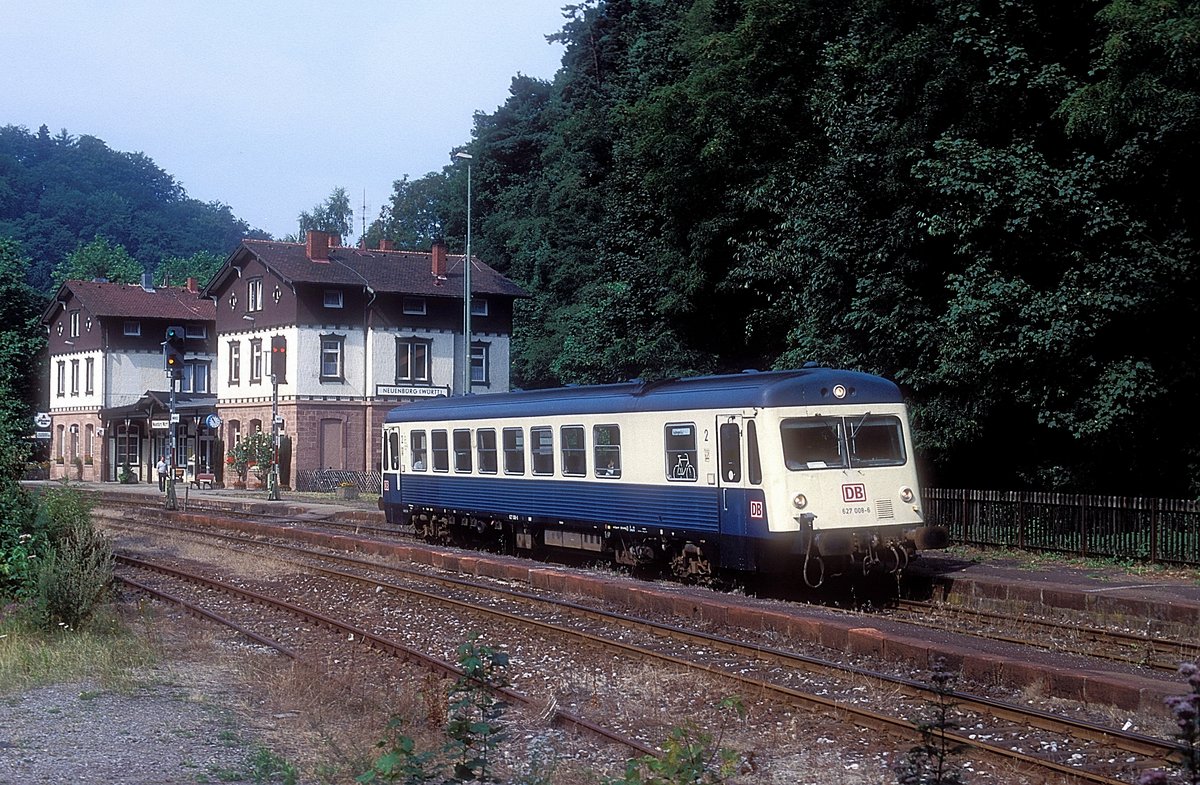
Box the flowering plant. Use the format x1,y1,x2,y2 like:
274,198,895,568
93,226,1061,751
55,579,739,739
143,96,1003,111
338,481,356,488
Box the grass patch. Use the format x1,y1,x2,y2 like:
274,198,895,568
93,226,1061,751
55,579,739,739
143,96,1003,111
0,609,157,694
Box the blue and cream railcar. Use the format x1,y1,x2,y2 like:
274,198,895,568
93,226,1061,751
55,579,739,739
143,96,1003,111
380,368,947,583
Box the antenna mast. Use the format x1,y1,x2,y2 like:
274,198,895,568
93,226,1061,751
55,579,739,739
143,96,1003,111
361,189,367,244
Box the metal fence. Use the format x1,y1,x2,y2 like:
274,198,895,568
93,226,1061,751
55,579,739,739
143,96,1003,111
924,488,1200,566
296,469,381,494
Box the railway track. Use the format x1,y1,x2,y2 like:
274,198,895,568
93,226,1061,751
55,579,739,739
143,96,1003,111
888,599,1200,673
97,494,1198,676
106,511,1188,784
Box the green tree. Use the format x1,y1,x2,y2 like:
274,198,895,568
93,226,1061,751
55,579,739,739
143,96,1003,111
51,236,143,286
156,250,225,288
298,186,354,240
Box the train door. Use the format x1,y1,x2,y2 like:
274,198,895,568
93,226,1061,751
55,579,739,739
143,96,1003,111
715,414,762,570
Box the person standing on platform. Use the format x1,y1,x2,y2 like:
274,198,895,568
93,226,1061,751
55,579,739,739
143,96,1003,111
156,455,168,492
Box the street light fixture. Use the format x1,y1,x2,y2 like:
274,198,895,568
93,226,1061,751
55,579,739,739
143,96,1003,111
455,151,473,396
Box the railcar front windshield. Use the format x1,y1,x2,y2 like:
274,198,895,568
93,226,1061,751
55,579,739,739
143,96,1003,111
781,415,906,470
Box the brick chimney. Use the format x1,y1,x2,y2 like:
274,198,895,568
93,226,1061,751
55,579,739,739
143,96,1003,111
186,277,198,293
306,230,331,262
379,238,395,251
431,239,447,277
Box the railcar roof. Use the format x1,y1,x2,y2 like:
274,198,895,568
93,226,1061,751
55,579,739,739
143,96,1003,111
384,368,903,424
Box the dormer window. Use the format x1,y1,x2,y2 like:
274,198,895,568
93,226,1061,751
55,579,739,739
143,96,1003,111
324,289,344,309
403,297,426,315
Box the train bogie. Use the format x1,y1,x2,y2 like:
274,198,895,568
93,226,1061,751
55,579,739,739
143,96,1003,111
380,368,948,585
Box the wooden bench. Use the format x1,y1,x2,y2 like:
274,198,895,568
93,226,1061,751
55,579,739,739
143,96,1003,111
191,472,215,489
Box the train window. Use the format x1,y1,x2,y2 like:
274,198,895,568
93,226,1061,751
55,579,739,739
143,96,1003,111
477,429,498,474
746,420,762,485
719,422,741,483
561,426,586,476
453,429,472,473
780,418,847,470
387,430,400,471
411,430,428,471
431,430,449,472
593,424,621,478
531,426,554,475
847,415,906,467
502,428,525,474
664,423,698,481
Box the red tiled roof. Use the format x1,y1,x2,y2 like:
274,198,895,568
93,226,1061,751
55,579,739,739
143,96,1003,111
227,240,529,299
46,281,216,322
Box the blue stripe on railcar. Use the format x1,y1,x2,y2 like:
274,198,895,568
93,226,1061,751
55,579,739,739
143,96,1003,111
398,475,722,535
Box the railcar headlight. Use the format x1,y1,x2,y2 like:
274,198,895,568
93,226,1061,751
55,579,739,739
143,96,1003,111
793,493,808,509
900,486,915,504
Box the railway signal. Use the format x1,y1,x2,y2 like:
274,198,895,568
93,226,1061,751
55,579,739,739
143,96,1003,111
270,335,287,383
164,325,185,379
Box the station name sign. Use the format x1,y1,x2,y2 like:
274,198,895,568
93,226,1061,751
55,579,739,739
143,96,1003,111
375,384,449,399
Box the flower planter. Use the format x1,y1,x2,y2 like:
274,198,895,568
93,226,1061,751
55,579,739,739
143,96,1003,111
336,486,359,501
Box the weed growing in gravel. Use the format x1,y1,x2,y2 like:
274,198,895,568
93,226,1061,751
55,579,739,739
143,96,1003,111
604,696,747,785
895,657,968,785
357,634,514,784
1137,662,1200,785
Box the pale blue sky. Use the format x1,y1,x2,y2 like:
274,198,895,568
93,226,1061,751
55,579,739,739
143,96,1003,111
1,1,567,242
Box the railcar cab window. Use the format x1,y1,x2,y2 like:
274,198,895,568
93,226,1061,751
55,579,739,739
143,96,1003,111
477,429,498,474
530,426,554,475
431,430,449,472
453,429,472,473
665,424,698,481
561,426,586,476
594,424,621,478
410,430,428,471
502,428,525,474
781,415,905,470
387,430,400,471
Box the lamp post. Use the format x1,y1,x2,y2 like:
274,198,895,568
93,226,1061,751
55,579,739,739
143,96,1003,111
455,151,473,396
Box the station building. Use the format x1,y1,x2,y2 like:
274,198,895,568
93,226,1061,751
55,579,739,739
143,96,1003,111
42,231,527,487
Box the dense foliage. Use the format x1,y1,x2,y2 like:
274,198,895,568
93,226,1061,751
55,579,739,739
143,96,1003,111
369,0,1199,496
0,124,262,292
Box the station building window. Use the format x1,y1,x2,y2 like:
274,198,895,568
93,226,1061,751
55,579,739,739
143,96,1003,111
396,337,431,383
320,333,345,381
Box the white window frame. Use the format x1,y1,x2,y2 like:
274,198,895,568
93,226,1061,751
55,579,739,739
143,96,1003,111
324,289,344,309
470,298,488,317
123,320,141,336
402,297,426,315
185,324,207,339
228,341,241,385
249,339,263,383
396,337,432,383
248,278,263,312
320,333,345,381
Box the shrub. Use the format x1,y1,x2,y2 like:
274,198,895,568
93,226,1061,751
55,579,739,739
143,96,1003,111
606,697,745,785
29,519,114,630
895,657,967,785
1138,663,1200,785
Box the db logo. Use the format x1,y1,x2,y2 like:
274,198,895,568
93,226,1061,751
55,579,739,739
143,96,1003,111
842,483,867,503
749,500,764,519
383,480,391,492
